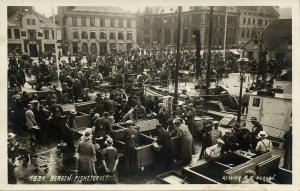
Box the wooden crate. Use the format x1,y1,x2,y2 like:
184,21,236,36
157,171,190,184
75,101,96,113
75,112,91,129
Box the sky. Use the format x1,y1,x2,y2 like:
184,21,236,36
34,5,291,18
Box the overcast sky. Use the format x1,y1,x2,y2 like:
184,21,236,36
34,5,292,18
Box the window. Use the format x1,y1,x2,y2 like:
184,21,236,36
90,17,95,26
118,19,123,28
110,19,115,27
248,18,251,25
247,29,250,38
32,19,36,25
28,29,36,39
265,19,268,25
21,31,26,37
81,17,86,26
38,31,43,37
252,18,255,25
14,29,20,39
126,33,132,40
252,98,261,107
109,32,116,40
73,31,79,39
241,29,245,38
118,32,124,40
44,30,49,39
100,32,106,39
8,29,12,39
27,19,30,25
100,18,105,27
52,30,55,39
90,32,96,39
127,19,131,28
243,17,246,24
72,17,77,26
81,31,88,39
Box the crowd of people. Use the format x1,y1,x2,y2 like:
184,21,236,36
7,48,292,184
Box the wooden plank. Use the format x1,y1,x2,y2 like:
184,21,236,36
182,167,220,184
224,162,256,184
257,155,281,177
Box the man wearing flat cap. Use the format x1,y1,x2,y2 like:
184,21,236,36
250,117,263,150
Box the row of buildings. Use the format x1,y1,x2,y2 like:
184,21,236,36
8,6,281,57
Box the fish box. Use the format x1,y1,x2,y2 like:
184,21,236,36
114,133,156,170
139,129,181,158
112,125,127,140
75,101,96,113
182,162,228,184
75,112,91,129
157,171,190,184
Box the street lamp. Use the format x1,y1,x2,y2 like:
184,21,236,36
237,57,249,123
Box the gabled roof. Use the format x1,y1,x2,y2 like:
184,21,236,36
8,9,59,28
263,19,291,50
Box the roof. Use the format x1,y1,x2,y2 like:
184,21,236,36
263,19,291,50
8,9,58,28
71,6,129,14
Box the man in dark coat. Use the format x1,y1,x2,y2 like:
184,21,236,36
156,125,173,171
123,125,139,173
175,118,193,165
94,112,113,147
77,132,97,182
199,124,213,160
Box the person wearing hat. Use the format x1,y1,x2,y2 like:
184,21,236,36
25,104,38,142
175,117,194,165
199,123,213,160
250,117,263,150
94,112,113,147
156,125,173,171
176,102,187,119
186,103,196,136
77,132,97,179
123,125,139,174
283,124,292,170
255,131,272,154
204,138,225,160
222,130,239,153
102,137,119,184
157,104,170,126
66,110,78,129
211,121,222,145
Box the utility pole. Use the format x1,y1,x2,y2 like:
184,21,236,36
206,6,214,95
194,31,201,86
173,6,182,116
223,6,228,61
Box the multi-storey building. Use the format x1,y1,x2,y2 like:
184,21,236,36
7,7,61,57
57,6,137,56
137,6,280,49
137,6,240,50
237,6,279,45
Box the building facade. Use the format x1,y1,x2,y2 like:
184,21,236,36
57,6,137,56
137,6,240,50
7,7,61,57
237,6,279,45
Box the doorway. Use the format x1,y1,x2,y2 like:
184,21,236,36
29,44,38,57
